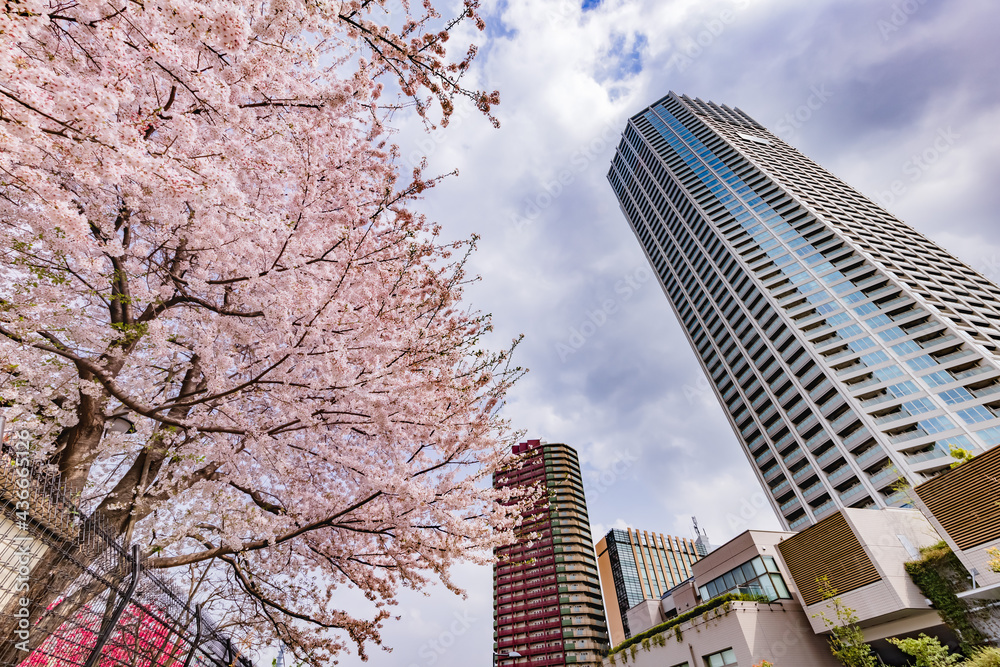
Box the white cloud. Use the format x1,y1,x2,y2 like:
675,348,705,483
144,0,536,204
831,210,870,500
334,1,1000,664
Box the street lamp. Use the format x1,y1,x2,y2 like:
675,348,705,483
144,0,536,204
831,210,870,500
493,650,521,666
106,415,136,434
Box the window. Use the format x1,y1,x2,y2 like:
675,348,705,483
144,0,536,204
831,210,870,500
704,649,738,667
957,406,995,424
975,426,1000,448
922,370,954,388
906,355,937,371
901,398,936,415
892,340,921,356
919,416,955,435
696,556,792,603
865,314,892,329
938,387,974,405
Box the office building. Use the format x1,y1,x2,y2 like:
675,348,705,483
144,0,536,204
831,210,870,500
595,527,700,645
776,506,957,652
911,443,1000,608
603,530,841,667
608,92,1000,530
493,440,609,666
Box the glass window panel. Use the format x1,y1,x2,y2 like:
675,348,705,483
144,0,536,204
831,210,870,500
975,426,1000,447
752,557,766,575
771,573,791,599
939,387,974,405
723,572,737,590
763,556,780,573
741,563,757,581
892,340,921,356
760,575,778,600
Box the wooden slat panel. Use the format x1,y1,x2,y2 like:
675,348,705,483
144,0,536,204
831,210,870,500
915,444,1000,550
777,511,881,606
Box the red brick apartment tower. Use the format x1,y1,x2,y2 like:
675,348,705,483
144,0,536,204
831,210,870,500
493,440,609,666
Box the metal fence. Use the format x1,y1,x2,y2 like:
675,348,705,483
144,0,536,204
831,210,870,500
0,419,250,667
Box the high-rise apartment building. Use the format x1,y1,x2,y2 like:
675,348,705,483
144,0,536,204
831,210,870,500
608,92,1000,531
493,440,608,666
595,527,700,645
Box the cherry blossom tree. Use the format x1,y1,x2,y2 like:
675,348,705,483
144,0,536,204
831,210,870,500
0,0,529,663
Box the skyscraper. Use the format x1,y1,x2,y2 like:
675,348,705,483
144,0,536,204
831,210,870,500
493,440,608,666
608,92,1000,531
595,527,700,645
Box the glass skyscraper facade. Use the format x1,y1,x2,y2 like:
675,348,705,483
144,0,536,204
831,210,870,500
608,92,1000,531
493,440,608,666
595,528,700,645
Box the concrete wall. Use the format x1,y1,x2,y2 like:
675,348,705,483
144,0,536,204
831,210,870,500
603,601,839,667
0,515,48,613
625,600,663,638
776,508,945,637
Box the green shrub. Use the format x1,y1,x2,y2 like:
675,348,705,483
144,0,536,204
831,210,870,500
607,592,756,657
887,634,960,666
963,647,1000,667
904,542,987,654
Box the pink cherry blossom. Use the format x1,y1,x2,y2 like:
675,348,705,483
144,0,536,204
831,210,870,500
0,0,531,663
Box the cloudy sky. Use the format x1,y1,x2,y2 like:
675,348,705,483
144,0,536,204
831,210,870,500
337,0,1000,664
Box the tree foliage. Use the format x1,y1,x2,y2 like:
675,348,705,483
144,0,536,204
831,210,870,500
0,0,527,663
812,577,878,667
888,634,961,667
987,547,1000,574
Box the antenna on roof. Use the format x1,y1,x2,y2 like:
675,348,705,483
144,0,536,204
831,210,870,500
692,516,712,557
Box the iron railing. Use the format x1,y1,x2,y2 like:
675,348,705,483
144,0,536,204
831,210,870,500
0,418,250,667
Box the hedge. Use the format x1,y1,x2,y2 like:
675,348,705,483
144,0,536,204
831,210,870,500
607,592,767,657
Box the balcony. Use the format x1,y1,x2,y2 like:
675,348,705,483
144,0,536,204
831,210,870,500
874,409,911,426
868,465,902,489
820,395,847,417
888,427,930,445
864,285,899,301
901,320,944,337
795,413,819,434
842,426,874,451
783,448,805,467
825,347,860,364
915,333,957,351
827,464,854,485
814,334,846,352
792,463,816,483
780,496,801,514
873,295,911,311
816,447,844,468
812,498,837,518
830,409,860,433
801,480,826,500
854,446,888,468
952,365,995,382
904,443,955,465
972,382,1000,399
836,362,868,378
754,449,775,466
839,484,867,502
808,378,834,401
860,391,898,408
770,479,792,498
805,428,831,451
934,348,977,366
